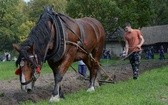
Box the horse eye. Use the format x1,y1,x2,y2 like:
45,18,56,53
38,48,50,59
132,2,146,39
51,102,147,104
20,61,24,67
27,62,34,68
29,63,33,67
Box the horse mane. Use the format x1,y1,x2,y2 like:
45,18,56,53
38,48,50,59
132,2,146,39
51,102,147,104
16,7,53,67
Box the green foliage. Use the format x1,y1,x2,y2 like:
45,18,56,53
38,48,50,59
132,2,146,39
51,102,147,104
66,0,121,32
17,20,35,42
27,0,67,22
149,0,168,25
66,0,168,30
16,0,68,42
0,0,27,51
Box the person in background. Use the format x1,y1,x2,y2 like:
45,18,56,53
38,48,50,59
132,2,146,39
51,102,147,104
106,48,112,59
159,45,165,60
145,49,151,59
103,49,107,59
150,46,155,59
123,22,145,80
78,60,87,78
146,47,152,59
4,52,11,61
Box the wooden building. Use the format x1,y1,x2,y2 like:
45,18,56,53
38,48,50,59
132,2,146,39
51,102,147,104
105,27,125,57
141,24,168,53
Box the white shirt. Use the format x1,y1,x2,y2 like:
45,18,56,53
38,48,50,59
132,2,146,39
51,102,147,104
79,60,85,65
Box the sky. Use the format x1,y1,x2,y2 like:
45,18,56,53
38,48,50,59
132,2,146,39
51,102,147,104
24,0,30,3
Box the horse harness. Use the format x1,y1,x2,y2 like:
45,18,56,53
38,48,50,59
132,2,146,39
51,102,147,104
43,12,91,63
16,54,41,85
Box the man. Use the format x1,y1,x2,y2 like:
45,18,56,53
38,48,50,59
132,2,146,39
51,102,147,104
150,46,155,59
123,22,144,79
159,45,165,60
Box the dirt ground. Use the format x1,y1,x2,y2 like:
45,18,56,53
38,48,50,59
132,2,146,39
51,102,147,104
0,60,168,105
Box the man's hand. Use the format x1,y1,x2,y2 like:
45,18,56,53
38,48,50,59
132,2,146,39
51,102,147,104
137,45,141,49
122,51,127,57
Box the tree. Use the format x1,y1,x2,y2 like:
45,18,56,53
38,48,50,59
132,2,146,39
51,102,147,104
66,0,168,32
66,0,121,32
26,0,67,22
115,0,168,27
0,0,27,51
149,0,168,25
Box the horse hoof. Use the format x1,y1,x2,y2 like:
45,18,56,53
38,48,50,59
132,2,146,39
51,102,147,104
95,81,100,87
87,86,95,92
49,95,60,103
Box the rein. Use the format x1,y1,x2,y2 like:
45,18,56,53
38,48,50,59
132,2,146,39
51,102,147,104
66,40,115,81
58,15,84,45
66,41,88,54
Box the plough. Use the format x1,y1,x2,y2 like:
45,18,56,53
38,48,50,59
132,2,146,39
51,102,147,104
71,50,136,84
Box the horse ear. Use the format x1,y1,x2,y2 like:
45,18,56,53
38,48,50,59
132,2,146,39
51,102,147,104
28,43,36,55
12,44,20,52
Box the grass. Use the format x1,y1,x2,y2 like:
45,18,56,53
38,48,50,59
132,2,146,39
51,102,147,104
23,65,168,105
0,61,53,80
0,59,128,80
0,61,18,80
0,58,165,80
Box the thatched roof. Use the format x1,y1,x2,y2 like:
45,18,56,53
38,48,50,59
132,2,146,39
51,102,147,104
141,25,168,45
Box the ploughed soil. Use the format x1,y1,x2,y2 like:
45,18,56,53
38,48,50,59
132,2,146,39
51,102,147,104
0,60,168,105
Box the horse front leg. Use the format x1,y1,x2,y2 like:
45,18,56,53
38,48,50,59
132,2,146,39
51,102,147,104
49,70,64,102
47,60,64,103
48,52,77,102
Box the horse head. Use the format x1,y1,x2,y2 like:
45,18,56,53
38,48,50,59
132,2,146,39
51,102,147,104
12,6,57,93
13,43,41,93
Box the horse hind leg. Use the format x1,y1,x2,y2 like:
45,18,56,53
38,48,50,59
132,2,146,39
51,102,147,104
87,62,100,92
84,56,100,92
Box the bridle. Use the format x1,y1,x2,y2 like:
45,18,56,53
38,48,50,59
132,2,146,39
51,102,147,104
17,54,41,85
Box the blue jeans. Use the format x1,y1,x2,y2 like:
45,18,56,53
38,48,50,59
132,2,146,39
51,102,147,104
129,52,140,78
78,65,87,77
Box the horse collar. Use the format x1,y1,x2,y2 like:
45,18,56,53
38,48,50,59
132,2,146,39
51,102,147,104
45,14,66,62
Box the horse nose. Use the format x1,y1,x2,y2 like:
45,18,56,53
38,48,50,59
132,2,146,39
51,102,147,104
27,89,32,93
21,82,34,93
26,82,33,93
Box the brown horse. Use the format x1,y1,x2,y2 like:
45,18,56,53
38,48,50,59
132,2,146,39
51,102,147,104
13,7,105,102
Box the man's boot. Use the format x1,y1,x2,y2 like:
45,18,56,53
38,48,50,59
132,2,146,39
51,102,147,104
133,69,138,80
